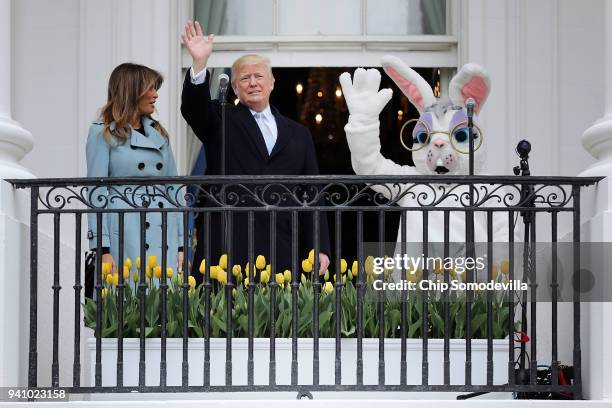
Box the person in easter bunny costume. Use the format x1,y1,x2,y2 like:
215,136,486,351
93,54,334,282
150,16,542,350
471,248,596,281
340,56,520,281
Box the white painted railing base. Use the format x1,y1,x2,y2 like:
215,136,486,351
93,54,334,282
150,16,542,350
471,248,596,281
86,337,510,400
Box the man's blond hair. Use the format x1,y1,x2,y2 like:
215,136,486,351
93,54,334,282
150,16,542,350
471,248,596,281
231,54,274,86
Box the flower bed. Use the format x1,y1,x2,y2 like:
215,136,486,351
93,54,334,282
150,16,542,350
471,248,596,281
84,254,512,340
85,254,512,388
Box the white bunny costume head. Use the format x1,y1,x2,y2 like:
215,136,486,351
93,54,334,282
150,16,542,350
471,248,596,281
381,56,491,175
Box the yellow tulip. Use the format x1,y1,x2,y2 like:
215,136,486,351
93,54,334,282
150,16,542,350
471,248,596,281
256,255,266,270
154,265,162,279
433,259,444,275
101,262,111,278
112,273,119,288
232,288,237,298
210,266,220,280
199,259,207,275
406,270,419,283
260,269,270,284
300,273,307,285
302,259,313,273
351,260,358,276
132,270,139,283
243,277,249,287
232,264,242,277
101,288,108,299
308,249,315,265
492,264,500,281
245,262,251,275
500,259,510,275
323,281,333,294
124,257,133,271
217,269,228,285
365,256,374,276
188,275,196,289
347,270,354,281
450,267,458,280
283,270,291,283
136,257,141,270
105,273,113,285
275,272,284,286
148,255,157,269
340,259,348,274
323,270,329,281
123,265,130,280
266,264,271,276
145,265,152,278
166,267,173,279
219,254,228,270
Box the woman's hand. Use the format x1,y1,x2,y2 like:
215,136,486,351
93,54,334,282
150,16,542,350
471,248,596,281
177,251,187,274
181,20,214,74
101,253,117,275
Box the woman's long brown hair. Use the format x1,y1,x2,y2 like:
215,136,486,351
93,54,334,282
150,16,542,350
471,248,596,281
100,63,168,145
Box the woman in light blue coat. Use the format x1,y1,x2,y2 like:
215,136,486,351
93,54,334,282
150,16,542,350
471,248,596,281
86,63,184,282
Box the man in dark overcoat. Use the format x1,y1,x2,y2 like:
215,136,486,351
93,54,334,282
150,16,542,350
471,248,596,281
181,20,330,282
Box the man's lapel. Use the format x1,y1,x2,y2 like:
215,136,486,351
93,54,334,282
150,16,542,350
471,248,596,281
236,103,270,161
269,106,290,158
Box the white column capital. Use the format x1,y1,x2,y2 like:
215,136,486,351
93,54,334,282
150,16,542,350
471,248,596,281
581,1,612,178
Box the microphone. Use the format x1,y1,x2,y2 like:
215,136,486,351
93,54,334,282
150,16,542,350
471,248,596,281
218,73,229,102
466,98,475,119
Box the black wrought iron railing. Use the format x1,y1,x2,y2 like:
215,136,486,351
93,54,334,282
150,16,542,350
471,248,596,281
8,175,601,399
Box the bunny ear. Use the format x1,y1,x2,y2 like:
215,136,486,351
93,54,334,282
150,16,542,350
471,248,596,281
448,63,491,114
381,55,436,113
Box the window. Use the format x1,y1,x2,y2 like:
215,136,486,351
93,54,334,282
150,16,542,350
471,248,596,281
194,0,447,37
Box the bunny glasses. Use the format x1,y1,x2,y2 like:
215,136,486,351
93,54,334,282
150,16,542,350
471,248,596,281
400,118,484,154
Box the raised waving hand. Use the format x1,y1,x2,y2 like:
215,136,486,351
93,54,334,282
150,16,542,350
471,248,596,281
181,20,214,74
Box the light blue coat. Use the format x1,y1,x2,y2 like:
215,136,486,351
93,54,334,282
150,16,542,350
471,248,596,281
86,117,184,276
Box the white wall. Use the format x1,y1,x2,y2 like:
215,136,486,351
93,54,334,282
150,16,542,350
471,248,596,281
12,0,81,178
461,0,602,178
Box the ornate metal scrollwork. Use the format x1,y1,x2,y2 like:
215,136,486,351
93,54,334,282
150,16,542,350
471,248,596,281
32,177,577,212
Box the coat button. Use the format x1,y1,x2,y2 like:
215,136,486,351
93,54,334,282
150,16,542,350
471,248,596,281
145,222,150,229
156,162,163,170
138,162,145,170
158,202,164,208
145,243,149,250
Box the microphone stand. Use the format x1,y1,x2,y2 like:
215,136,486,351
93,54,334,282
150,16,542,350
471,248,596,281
219,81,229,280
513,141,535,397
458,140,535,400
460,141,536,401
465,99,476,390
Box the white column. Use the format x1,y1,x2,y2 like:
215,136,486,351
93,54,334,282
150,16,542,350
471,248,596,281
0,0,34,179
579,0,612,402
581,1,612,177
0,0,34,389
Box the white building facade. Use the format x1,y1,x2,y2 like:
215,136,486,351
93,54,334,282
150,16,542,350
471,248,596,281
1,0,611,404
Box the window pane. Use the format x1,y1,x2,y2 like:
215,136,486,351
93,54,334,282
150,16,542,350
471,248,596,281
278,0,362,35
194,0,274,35
367,0,446,35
